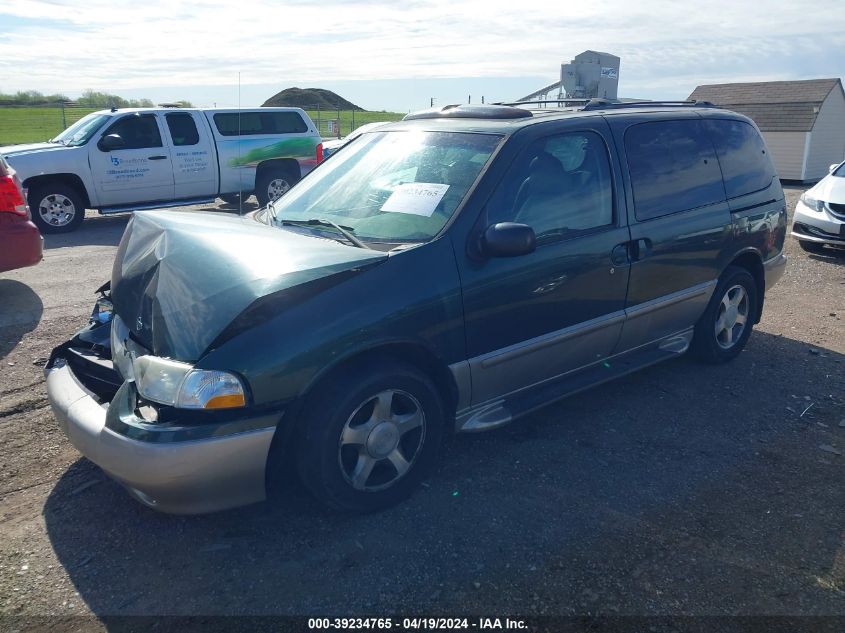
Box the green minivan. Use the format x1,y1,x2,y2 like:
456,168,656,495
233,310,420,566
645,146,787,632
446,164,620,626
46,102,787,514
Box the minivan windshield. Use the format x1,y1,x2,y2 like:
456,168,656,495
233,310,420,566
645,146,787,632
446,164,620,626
270,130,502,243
51,113,111,146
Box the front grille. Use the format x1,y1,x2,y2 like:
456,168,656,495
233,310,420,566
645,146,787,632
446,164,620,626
65,347,122,402
827,202,845,219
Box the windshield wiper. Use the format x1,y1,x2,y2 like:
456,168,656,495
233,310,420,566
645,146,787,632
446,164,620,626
280,218,371,249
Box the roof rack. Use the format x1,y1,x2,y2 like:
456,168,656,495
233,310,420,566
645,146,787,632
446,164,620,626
493,99,590,107
496,98,717,111
581,99,715,110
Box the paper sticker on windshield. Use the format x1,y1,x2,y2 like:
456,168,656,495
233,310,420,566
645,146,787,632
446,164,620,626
381,183,450,217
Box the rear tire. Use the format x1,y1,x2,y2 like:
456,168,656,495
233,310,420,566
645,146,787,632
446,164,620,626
294,360,445,512
28,183,85,234
255,167,299,207
691,265,758,364
798,240,826,254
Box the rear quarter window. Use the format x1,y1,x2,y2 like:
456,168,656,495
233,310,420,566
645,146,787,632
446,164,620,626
625,119,725,221
214,111,308,136
705,119,776,198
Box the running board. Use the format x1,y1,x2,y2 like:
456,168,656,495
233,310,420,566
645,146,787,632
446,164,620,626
455,329,693,433
97,197,218,215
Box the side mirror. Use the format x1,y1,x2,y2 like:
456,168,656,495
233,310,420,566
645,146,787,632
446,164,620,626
98,134,125,151
831,163,840,174
481,222,536,258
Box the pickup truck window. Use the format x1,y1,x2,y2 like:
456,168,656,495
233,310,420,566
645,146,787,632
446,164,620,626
103,115,163,150
52,113,110,147
213,112,308,136
165,113,199,146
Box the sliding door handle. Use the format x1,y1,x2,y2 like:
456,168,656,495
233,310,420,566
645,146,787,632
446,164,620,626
148,155,168,160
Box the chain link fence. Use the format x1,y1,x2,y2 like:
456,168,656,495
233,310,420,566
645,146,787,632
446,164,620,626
0,102,405,146
0,103,97,145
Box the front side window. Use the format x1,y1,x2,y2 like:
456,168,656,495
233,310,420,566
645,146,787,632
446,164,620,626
487,131,614,241
269,131,502,243
103,114,162,150
705,119,775,198
166,113,199,146
625,119,725,221
214,112,308,136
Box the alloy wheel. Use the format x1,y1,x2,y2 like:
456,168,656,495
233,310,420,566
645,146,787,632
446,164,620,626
38,193,76,227
267,178,291,202
714,284,749,349
337,389,426,492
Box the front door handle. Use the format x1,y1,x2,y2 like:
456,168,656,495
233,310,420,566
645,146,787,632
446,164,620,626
611,243,629,266
148,155,168,160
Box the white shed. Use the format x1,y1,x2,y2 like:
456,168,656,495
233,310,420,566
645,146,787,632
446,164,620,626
689,79,845,182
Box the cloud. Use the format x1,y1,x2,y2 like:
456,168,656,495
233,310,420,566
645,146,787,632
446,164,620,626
0,0,842,104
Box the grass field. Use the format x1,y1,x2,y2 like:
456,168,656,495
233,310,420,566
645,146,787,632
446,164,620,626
0,106,97,145
0,105,405,146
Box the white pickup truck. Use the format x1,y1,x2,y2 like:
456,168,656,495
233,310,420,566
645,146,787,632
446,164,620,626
0,107,323,233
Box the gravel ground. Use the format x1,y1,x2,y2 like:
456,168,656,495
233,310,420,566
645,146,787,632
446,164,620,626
0,188,843,625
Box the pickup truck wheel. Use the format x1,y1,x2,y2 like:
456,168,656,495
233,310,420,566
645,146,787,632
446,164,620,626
255,169,298,207
28,184,85,234
691,266,758,364
295,361,445,512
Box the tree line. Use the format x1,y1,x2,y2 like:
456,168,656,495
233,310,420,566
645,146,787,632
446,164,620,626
0,89,192,108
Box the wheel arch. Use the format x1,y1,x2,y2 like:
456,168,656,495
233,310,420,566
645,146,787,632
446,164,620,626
255,158,301,182
725,248,765,323
264,340,459,491
23,173,92,208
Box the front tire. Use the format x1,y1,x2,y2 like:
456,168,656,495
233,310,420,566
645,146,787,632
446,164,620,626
295,361,445,512
255,167,299,207
28,183,85,234
691,265,758,364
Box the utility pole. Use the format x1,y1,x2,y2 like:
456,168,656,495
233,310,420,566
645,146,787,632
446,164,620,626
430,97,435,107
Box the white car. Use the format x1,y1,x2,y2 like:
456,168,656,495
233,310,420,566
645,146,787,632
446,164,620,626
791,161,845,253
0,107,323,233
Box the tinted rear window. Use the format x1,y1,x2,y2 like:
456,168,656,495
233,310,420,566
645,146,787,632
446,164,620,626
625,119,725,221
213,111,308,136
705,119,775,198
166,113,199,146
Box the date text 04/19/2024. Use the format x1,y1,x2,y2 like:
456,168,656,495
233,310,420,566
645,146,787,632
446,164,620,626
307,617,528,630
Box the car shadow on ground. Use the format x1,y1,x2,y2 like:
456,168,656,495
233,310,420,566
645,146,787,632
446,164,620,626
42,331,845,619
0,279,43,359
43,213,129,250
806,249,845,267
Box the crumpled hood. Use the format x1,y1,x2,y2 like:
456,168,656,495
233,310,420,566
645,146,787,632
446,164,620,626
0,142,67,158
111,210,388,361
809,173,845,204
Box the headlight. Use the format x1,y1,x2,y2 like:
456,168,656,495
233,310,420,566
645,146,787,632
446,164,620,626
799,193,825,212
133,355,246,409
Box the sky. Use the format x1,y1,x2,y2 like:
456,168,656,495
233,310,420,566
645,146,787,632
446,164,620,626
0,0,843,113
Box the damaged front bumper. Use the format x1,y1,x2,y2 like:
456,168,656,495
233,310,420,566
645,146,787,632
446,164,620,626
45,317,280,515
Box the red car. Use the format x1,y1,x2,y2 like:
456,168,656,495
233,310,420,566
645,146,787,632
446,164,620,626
0,155,42,273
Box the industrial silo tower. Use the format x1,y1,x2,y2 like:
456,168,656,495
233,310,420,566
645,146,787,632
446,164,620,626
560,51,620,100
